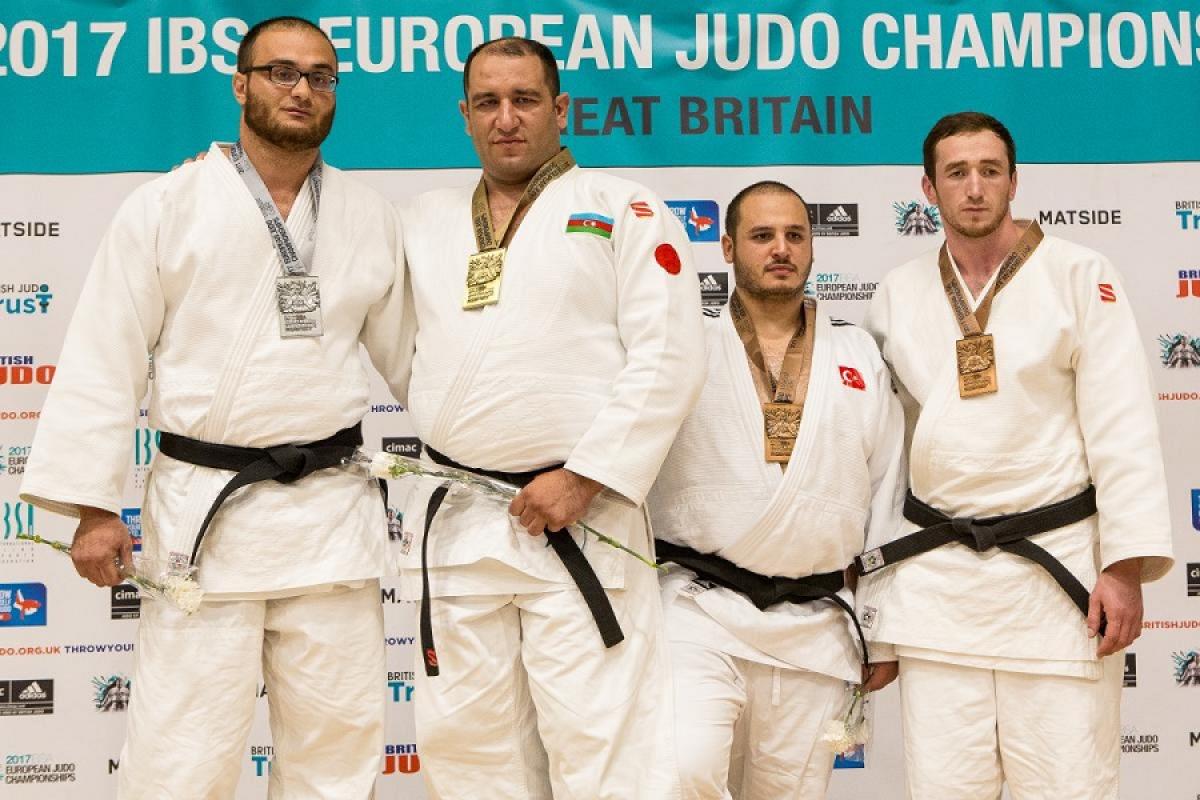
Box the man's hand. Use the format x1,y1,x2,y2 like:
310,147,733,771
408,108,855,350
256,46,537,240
1088,557,1143,657
171,145,229,171
508,468,604,536
861,661,899,692
71,507,133,587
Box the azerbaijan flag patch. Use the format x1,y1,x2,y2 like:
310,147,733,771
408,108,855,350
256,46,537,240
566,212,614,239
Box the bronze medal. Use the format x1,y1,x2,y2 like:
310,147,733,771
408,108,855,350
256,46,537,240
938,221,1044,399
955,333,997,397
463,248,506,309
730,292,817,464
763,402,804,463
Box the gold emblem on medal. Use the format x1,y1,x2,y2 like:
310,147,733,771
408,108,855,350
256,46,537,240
463,248,507,309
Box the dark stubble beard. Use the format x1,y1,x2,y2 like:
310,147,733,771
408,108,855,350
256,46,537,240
947,196,1010,240
244,84,335,151
732,250,810,302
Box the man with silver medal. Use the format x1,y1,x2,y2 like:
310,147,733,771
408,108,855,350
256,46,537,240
21,16,413,797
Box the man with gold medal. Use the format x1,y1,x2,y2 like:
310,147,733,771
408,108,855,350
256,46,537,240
396,36,704,799
648,181,907,799
860,112,1174,798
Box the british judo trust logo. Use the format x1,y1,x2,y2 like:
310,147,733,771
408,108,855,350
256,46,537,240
0,283,53,315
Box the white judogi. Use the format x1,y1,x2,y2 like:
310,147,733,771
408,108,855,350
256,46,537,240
399,164,704,800
649,308,905,799
861,231,1174,798
21,143,413,798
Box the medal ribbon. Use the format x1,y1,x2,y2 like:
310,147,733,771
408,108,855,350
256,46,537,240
730,291,817,406
938,220,1044,337
229,141,323,277
470,147,576,252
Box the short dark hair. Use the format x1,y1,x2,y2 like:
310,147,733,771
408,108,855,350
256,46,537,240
725,181,810,239
923,111,1017,183
462,37,560,98
237,16,335,73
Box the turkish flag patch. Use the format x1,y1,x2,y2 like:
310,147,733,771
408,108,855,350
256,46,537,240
1098,283,1116,303
655,243,681,275
630,201,654,218
839,365,866,390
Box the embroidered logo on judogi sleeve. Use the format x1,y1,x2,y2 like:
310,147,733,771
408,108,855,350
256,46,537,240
566,212,614,239
1098,283,1117,303
630,201,654,218
654,243,681,275
839,365,866,390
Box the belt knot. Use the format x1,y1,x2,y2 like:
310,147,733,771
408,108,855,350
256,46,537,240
952,516,997,552
266,444,315,482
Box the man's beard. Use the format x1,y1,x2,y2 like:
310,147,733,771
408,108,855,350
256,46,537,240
945,198,1009,240
732,254,810,301
244,87,334,151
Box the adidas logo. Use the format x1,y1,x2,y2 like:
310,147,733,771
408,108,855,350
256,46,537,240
19,681,47,700
699,274,722,291
825,206,852,223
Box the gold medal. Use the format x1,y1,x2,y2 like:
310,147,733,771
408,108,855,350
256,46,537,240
464,248,506,309
763,402,804,462
463,149,576,310
955,333,998,397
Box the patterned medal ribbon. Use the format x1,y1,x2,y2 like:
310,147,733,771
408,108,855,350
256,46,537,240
730,290,817,463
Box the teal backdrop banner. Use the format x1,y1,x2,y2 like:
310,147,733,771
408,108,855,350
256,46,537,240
1,1,1199,172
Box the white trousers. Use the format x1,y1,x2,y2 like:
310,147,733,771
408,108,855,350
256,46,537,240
670,639,844,800
119,582,385,799
899,654,1123,800
414,555,679,800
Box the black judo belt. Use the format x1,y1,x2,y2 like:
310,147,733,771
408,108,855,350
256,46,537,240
854,485,1099,628
158,423,381,566
419,447,625,677
655,539,870,671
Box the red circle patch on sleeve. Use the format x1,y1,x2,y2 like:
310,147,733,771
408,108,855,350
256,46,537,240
654,243,681,275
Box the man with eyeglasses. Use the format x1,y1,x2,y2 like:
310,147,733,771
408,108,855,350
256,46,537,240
21,16,412,797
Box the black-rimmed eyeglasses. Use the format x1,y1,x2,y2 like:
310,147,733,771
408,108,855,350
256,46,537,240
242,64,338,93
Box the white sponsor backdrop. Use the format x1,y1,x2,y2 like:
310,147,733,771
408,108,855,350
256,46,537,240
1,162,1198,797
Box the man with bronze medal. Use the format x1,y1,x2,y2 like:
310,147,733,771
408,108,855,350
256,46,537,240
859,112,1174,798
648,182,906,799
396,37,704,798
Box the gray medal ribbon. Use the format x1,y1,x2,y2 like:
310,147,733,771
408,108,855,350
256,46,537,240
229,141,322,276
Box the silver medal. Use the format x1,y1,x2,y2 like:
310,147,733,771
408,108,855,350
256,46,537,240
276,275,324,338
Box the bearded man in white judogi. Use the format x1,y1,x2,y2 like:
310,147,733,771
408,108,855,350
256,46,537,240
649,182,905,800
21,17,413,798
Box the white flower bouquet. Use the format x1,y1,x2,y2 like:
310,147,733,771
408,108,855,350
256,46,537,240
18,532,205,614
821,684,871,754
345,448,661,570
